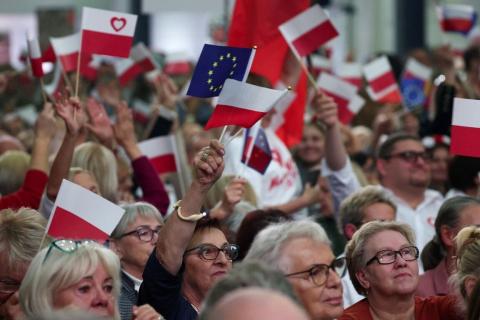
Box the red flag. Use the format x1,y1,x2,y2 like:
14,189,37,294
50,33,80,72
27,38,44,78
228,0,309,147
138,135,178,174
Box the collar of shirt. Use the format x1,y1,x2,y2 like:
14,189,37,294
123,270,143,292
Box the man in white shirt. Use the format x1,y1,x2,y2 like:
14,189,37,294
376,133,444,253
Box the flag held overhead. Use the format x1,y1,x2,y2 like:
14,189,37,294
138,135,178,175
50,33,81,73
27,37,44,78
451,98,480,158
187,44,255,98
437,4,477,35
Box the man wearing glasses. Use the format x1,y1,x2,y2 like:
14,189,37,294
245,220,345,320
376,133,444,256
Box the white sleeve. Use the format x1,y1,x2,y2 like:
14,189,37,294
39,193,55,219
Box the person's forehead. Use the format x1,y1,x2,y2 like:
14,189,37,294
191,227,227,246
362,202,396,222
129,215,162,229
365,229,410,252
392,139,424,152
280,237,333,271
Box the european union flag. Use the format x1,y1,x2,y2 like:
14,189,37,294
401,78,426,110
187,44,254,98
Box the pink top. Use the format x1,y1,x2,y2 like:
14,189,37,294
417,259,450,297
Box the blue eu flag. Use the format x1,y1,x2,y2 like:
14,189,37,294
400,78,426,110
187,44,254,98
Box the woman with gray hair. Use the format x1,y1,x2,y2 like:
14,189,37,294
340,221,461,320
245,220,345,320
109,202,164,320
418,196,480,297
19,240,161,320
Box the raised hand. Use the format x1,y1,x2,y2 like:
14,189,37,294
113,101,136,147
210,177,247,220
153,73,178,110
312,91,339,129
35,102,57,140
193,140,225,190
85,97,115,149
54,93,86,136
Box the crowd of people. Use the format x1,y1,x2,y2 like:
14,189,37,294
1,4,480,320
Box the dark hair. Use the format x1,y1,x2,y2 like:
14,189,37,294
467,278,480,320
421,196,480,271
377,132,421,159
235,209,291,260
464,45,480,72
448,156,480,193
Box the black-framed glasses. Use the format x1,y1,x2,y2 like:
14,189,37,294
285,257,346,287
119,225,161,242
184,243,239,261
366,245,419,266
43,239,96,263
0,279,20,305
384,151,429,164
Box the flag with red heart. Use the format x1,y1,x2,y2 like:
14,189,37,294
80,7,138,60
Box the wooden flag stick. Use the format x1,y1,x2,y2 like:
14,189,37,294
74,41,82,98
39,78,48,103
293,51,318,88
61,68,74,94
218,125,229,143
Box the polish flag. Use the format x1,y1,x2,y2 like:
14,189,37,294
437,4,477,35
114,43,157,86
279,4,339,57
80,7,138,59
50,33,80,72
403,58,432,82
205,79,287,129
363,56,402,104
163,52,192,75
310,54,332,78
451,98,480,158
334,62,363,89
27,37,44,78
317,73,365,124
138,135,178,174
46,179,125,241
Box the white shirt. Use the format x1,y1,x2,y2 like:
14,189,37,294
342,267,364,308
445,188,467,199
123,270,143,292
382,187,444,253
223,128,302,208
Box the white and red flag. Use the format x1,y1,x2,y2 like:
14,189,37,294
50,33,80,72
205,79,287,129
80,7,138,59
27,37,44,78
114,43,157,86
138,135,178,174
44,63,64,97
279,4,339,57
334,62,363,89
451,98,480,158
317,73,365,124
437,4,477,35
363,56,402,104
163,52,192,75
310,54,332,78
46,179,125,241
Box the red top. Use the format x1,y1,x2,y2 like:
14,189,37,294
0,169,48,210
340,295,462,320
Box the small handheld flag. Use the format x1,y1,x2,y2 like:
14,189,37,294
27,37,44,78
437,4,477,36
50,33,81,72
450,98,480,158
138,135,178,174
241,126,272,174
187,44,255,98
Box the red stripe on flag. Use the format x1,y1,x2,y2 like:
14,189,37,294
30,58,44,78
369,72,396,94
451,125,480,158
119,63,144,86
48,206,109,241
149,154,177,174
59,52,79,73
82,29,133,58
138,58,155,72
441,19,474,33
205,104,266,129
322,89,353,124
291,22,338,57
378,88,402,104
342,77,362,89
164,61,191,75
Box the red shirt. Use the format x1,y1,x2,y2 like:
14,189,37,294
0,169,48,210
340,295,462,320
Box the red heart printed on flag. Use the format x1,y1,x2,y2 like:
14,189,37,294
110,17,127,32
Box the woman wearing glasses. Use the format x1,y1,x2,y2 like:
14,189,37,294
245,220,345,320
110,202,165,320
138,139,239,320
340,221,462,320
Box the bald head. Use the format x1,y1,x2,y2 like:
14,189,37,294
208,287,308,320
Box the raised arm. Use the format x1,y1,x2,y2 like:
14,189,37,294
156,140,224,276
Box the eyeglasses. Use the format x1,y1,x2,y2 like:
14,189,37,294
285,257,346,287
184,243,239,261
384,151,429,163
43,239,96,263
119,225,161,242
0,279,20,305
366,245,419,266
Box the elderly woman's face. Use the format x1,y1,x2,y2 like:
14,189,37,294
183,228,232,297
279,237,343,320
357,230,419,297
53,264,115,317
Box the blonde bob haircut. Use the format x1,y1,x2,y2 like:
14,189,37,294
72,142,118,203
345,220,416,295
0,150,30,195
20,242,121,320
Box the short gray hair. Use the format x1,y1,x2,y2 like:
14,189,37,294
244,220,330,271
345,220,416,295
0,208,46,271
199,261,301,320
20,242,121,319
111,202,164,239
339,185,396,231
